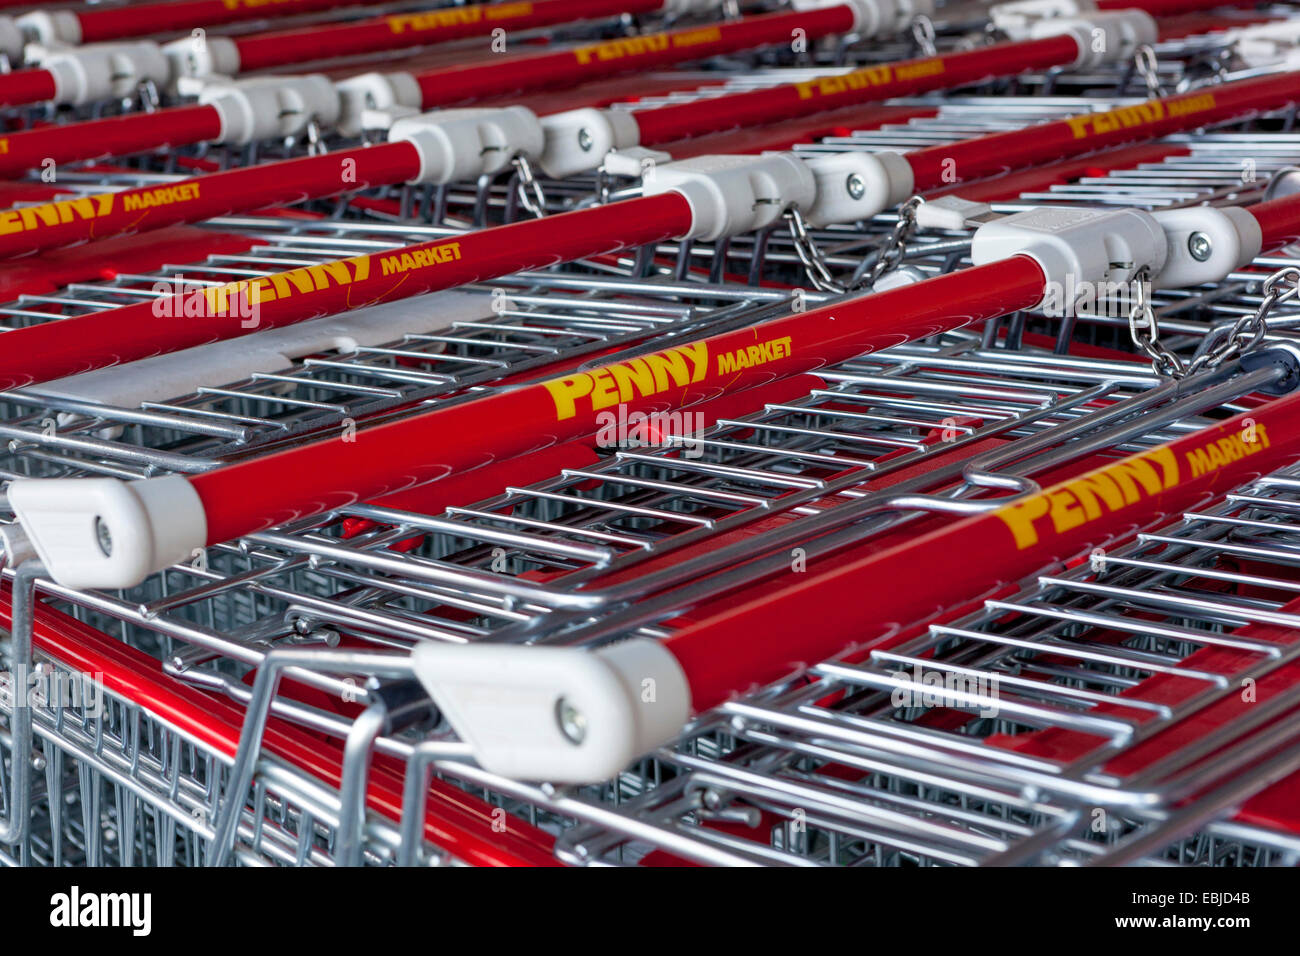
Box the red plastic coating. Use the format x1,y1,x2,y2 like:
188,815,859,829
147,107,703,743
632,34,1081,145
0,104,224,179
1099,0,1261,13
1247,192,1300,250
182,254,1047,544
235,0,663,72
413,6,858,107
666,390,1300,712
0,67,58,110
72,0,400,44
0,191,694,392
905,71,1300,192
0,140,422,258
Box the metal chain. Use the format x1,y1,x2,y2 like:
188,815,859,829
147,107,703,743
1134,45,1164,99
863,195,924,289
1127,267,1185,377
1129,265,1300,378
1184,265,1300,376
512,155,548,219
786,196,924,295
786,207,846,293
911,16,937,57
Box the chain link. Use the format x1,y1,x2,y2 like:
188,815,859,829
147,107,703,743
863,195,923,289
512,155,548,219
786,196,924,295
1129,265,1300,378
1185,265,1300,375
910,16,937,57
1134,45,1164,99
1127,267,1184,377
786,207,846,293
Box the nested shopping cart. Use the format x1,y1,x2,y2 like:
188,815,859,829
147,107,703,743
5,0,1300,866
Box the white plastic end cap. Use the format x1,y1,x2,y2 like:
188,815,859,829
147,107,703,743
8,476,208,590
971,206,1167,315
411,638,691,783
335,71,422,137
661,0,730,14
1030,10,1157,68
802,150,913,227
914,195,995,231
604,145,673,179
162,34,241,82
0,17,23,63
989,0,1095,38
643,152,816,241
538,107,640,179
38,41,170,105
1151,206,1262,289
792,0,931,38
1230,20,1300,70
17,10,82,48
389,106,544,185
200,74,341,144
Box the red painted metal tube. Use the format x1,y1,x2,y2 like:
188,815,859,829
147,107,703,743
0,8,852,174
904,71,1300,192
632,34,1081,145
665,390,1300,712
68,0,400,45
413,6,858,107
0,67,58,111
588,5,1276,146
1247,192,1300,249
0,191,695,392
0,140,421,258
234,0,664,72
179,254,1047,543
0,104,225,179
5,62,1295,261
1098,0,1261,13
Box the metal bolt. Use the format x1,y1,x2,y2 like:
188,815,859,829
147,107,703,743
555,696,587,745
846,173,866,200
577,128,593,152
1188,231,1212,262
94,517,112,557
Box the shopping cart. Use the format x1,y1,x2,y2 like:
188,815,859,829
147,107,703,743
4,0,1300,867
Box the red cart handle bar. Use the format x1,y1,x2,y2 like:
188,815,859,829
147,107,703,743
623,11,1223,150
0,0,679,112
0,5,855,176
19,0,404,47
398,353,1300,783
196,0,669,75
0,61,1294,364
662,374,1300,730
408,5,852,107
0,56,1295,263
0,28,1079,208
7,172,1300,589
0,0,411,107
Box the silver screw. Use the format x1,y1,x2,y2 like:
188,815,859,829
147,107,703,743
555,697,587,744
94,517,112,556
577,128,593,152
846,173,866,200
1188,231,1212,262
